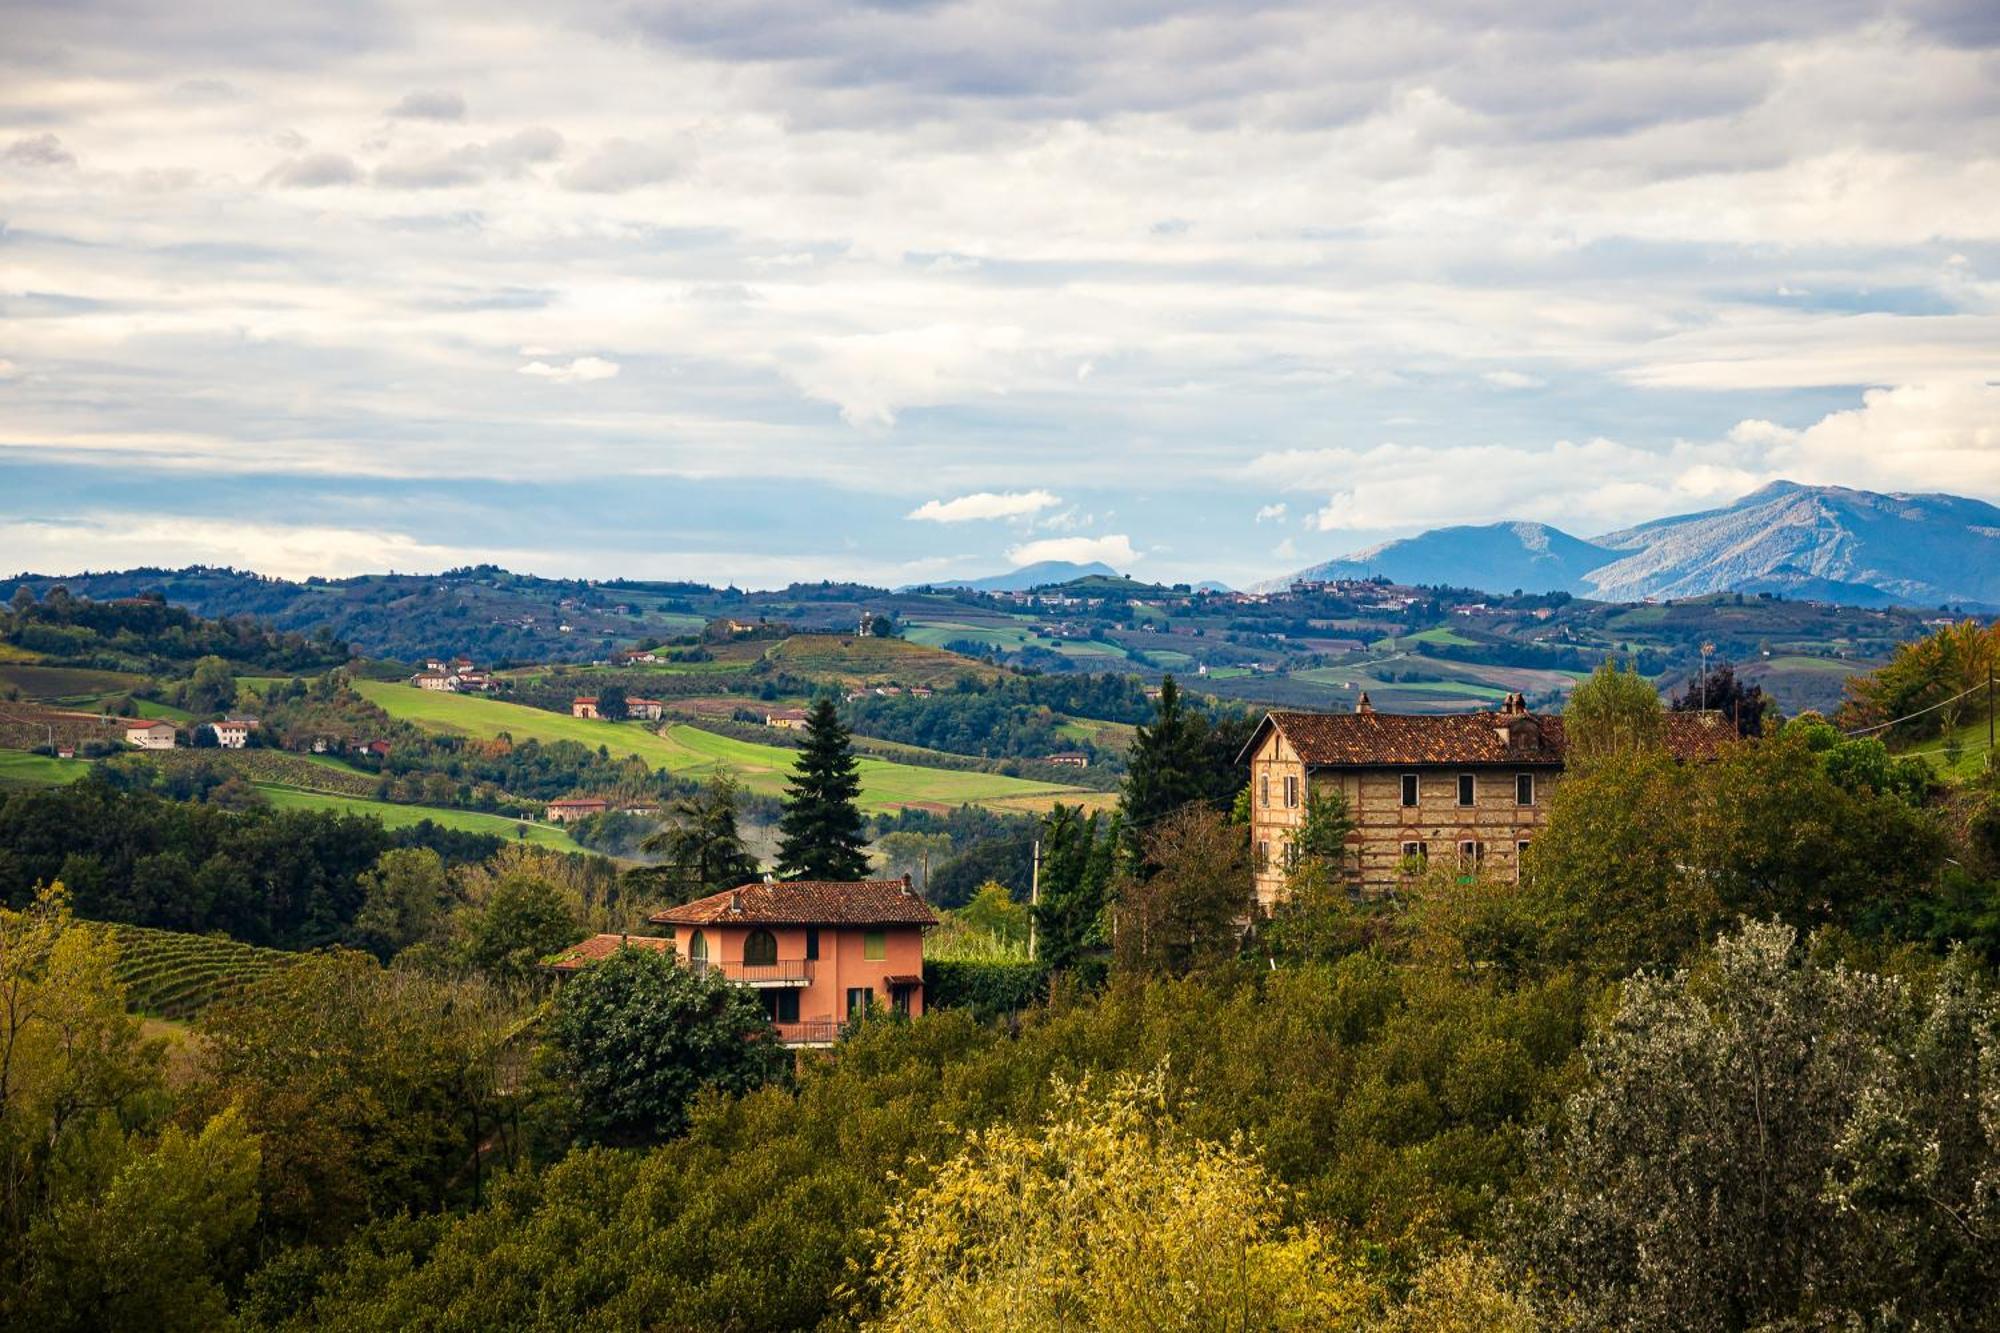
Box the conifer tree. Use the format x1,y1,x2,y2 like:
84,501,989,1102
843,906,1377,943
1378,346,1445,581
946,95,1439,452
775,697,871,880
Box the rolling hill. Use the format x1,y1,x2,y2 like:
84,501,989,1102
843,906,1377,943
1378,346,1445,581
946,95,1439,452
1274,522,1614,594
352,681,1101,815
913,560,1119,592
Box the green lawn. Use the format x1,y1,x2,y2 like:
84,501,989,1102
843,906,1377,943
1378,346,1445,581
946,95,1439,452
254,784,580,849
352,681,1085,813
0,749,91,786
1368,626,1479,651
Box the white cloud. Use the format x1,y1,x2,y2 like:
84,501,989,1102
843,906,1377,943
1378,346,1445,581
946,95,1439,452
0,516,531,582
1483,370,1545,389
1255,502,1287,523
908,490,1061,522
1751,381,2000,495
1006,534,1139,568
558,137,688,192
267,151,360,188
517,356,621,383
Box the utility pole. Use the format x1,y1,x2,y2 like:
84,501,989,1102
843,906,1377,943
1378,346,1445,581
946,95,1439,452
1989,664,1994,761
1700,642,1714,714
1028,838,1041,962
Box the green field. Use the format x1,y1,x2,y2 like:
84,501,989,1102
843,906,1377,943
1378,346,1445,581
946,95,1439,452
352,681,1088,813
255,784,580,848
1369,626,1480,650
0,749,91,786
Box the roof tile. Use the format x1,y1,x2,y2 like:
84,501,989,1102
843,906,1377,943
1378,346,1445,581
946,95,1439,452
1253,708,1732,767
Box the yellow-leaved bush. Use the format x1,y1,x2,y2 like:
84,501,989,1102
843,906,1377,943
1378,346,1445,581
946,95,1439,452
863,1064,1374,1331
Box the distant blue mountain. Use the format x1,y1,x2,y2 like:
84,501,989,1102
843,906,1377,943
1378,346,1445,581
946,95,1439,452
1272,483,2000,609
1272,522,1615,594
913,560,1120,592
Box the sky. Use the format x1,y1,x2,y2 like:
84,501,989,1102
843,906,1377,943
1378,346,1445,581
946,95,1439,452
2,0,1998,590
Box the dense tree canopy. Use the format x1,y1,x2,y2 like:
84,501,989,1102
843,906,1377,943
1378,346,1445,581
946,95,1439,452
775,698,870,880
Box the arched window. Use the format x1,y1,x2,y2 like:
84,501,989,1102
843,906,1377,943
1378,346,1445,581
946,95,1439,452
743,929,777,966
687,930,708,965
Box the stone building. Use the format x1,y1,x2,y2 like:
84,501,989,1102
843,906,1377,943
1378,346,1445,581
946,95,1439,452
1239,693,1730,908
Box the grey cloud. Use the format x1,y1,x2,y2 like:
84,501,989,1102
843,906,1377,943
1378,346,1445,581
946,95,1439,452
388,89,467,121
269,151,361,188
374,128,565,189
558,137,687,192
3,133,76,168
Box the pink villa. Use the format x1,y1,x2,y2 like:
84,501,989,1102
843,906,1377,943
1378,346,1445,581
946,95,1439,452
546,878,937,1047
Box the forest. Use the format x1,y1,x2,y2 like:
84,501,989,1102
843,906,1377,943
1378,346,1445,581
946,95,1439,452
2,640,1997,1329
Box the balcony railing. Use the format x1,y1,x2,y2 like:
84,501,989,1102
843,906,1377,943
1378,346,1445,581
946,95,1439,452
685,958,815,986
773,1018,848,1047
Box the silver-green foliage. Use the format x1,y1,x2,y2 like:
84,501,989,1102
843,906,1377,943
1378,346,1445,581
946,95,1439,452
1518,920,1999,1330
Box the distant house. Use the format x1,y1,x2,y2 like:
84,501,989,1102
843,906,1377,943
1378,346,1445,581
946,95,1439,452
423,658,449,673
452,670,494,692
1045,752,1089,768
763,707,810,730
571,697,600,719
627,697,665,721
644,877,938,1046
412,671,456,691
908,687,933,698
545,796,611,823
210,718,258,749
615,650,660,664
362,739,392,758
55,745,75,760
121,719,176,750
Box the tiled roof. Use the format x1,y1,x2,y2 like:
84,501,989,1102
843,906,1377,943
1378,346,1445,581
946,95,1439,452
652,879,939,927
543,932,674,972
547,796,610,807
1247,708,1732,767
119,717,173,730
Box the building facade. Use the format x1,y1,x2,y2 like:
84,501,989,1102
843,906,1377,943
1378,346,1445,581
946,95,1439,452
647,878,936,1045
121,719,177,750
1241,694,1729,908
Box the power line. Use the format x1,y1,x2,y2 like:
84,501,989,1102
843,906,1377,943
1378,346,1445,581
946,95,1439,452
1841,677,1992,737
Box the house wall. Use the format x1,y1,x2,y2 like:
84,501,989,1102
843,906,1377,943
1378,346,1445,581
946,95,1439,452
126,728,176,750
1327,765,1558,894
1246,727,1308,910
669,921,926,1024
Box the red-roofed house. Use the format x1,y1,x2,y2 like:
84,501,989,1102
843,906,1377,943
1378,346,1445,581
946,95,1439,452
1240,693,1733,906
120,718,177,750
648,878,937,1046
762,707,810,730
545,796,611,823
571,697,599,719
628,697,665,721
210,717,259,749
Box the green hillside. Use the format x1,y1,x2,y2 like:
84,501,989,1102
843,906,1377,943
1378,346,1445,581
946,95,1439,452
254,785,581,848
352,681,1089,814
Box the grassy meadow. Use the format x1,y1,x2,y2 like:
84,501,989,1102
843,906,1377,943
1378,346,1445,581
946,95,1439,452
352,681,1093,814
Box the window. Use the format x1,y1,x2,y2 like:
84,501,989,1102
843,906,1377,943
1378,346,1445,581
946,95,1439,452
1400,773,1419,807
1259,773,1270,808
763,989,800,1024
742,929,777,967
891,984,914,1015
1255,839,1270,870
846,986,872,1020
804,928,819,961
1458,840,1483,868
687,930,707,965
1517,840,1532,855
1283,774,1300,808
1516,772,1535,806
863,930,886,961
1280,838,1298,871
1400,841,1427,862
1457,773,1475,807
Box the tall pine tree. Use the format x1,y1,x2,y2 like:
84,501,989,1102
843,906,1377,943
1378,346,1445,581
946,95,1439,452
775,697,872,880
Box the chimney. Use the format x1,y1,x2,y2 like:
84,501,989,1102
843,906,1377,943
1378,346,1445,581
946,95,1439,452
762,872,774,884
901,872,915,895
729,889,743,914
1354,692,1373,714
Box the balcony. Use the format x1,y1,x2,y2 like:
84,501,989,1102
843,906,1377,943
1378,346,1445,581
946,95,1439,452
686,957,814,987
773,1018,847,1048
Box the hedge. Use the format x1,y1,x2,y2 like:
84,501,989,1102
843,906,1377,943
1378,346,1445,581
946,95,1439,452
923,959,1050,1023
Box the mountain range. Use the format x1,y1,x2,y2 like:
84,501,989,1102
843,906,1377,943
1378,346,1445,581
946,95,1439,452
914,560,1120,592
1273,482,2000,609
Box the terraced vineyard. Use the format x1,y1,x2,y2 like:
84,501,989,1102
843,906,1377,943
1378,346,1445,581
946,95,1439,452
137,747,383,796
103,922,298,1019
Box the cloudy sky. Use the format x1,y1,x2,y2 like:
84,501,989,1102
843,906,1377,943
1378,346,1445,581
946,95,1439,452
3,0,1997,588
